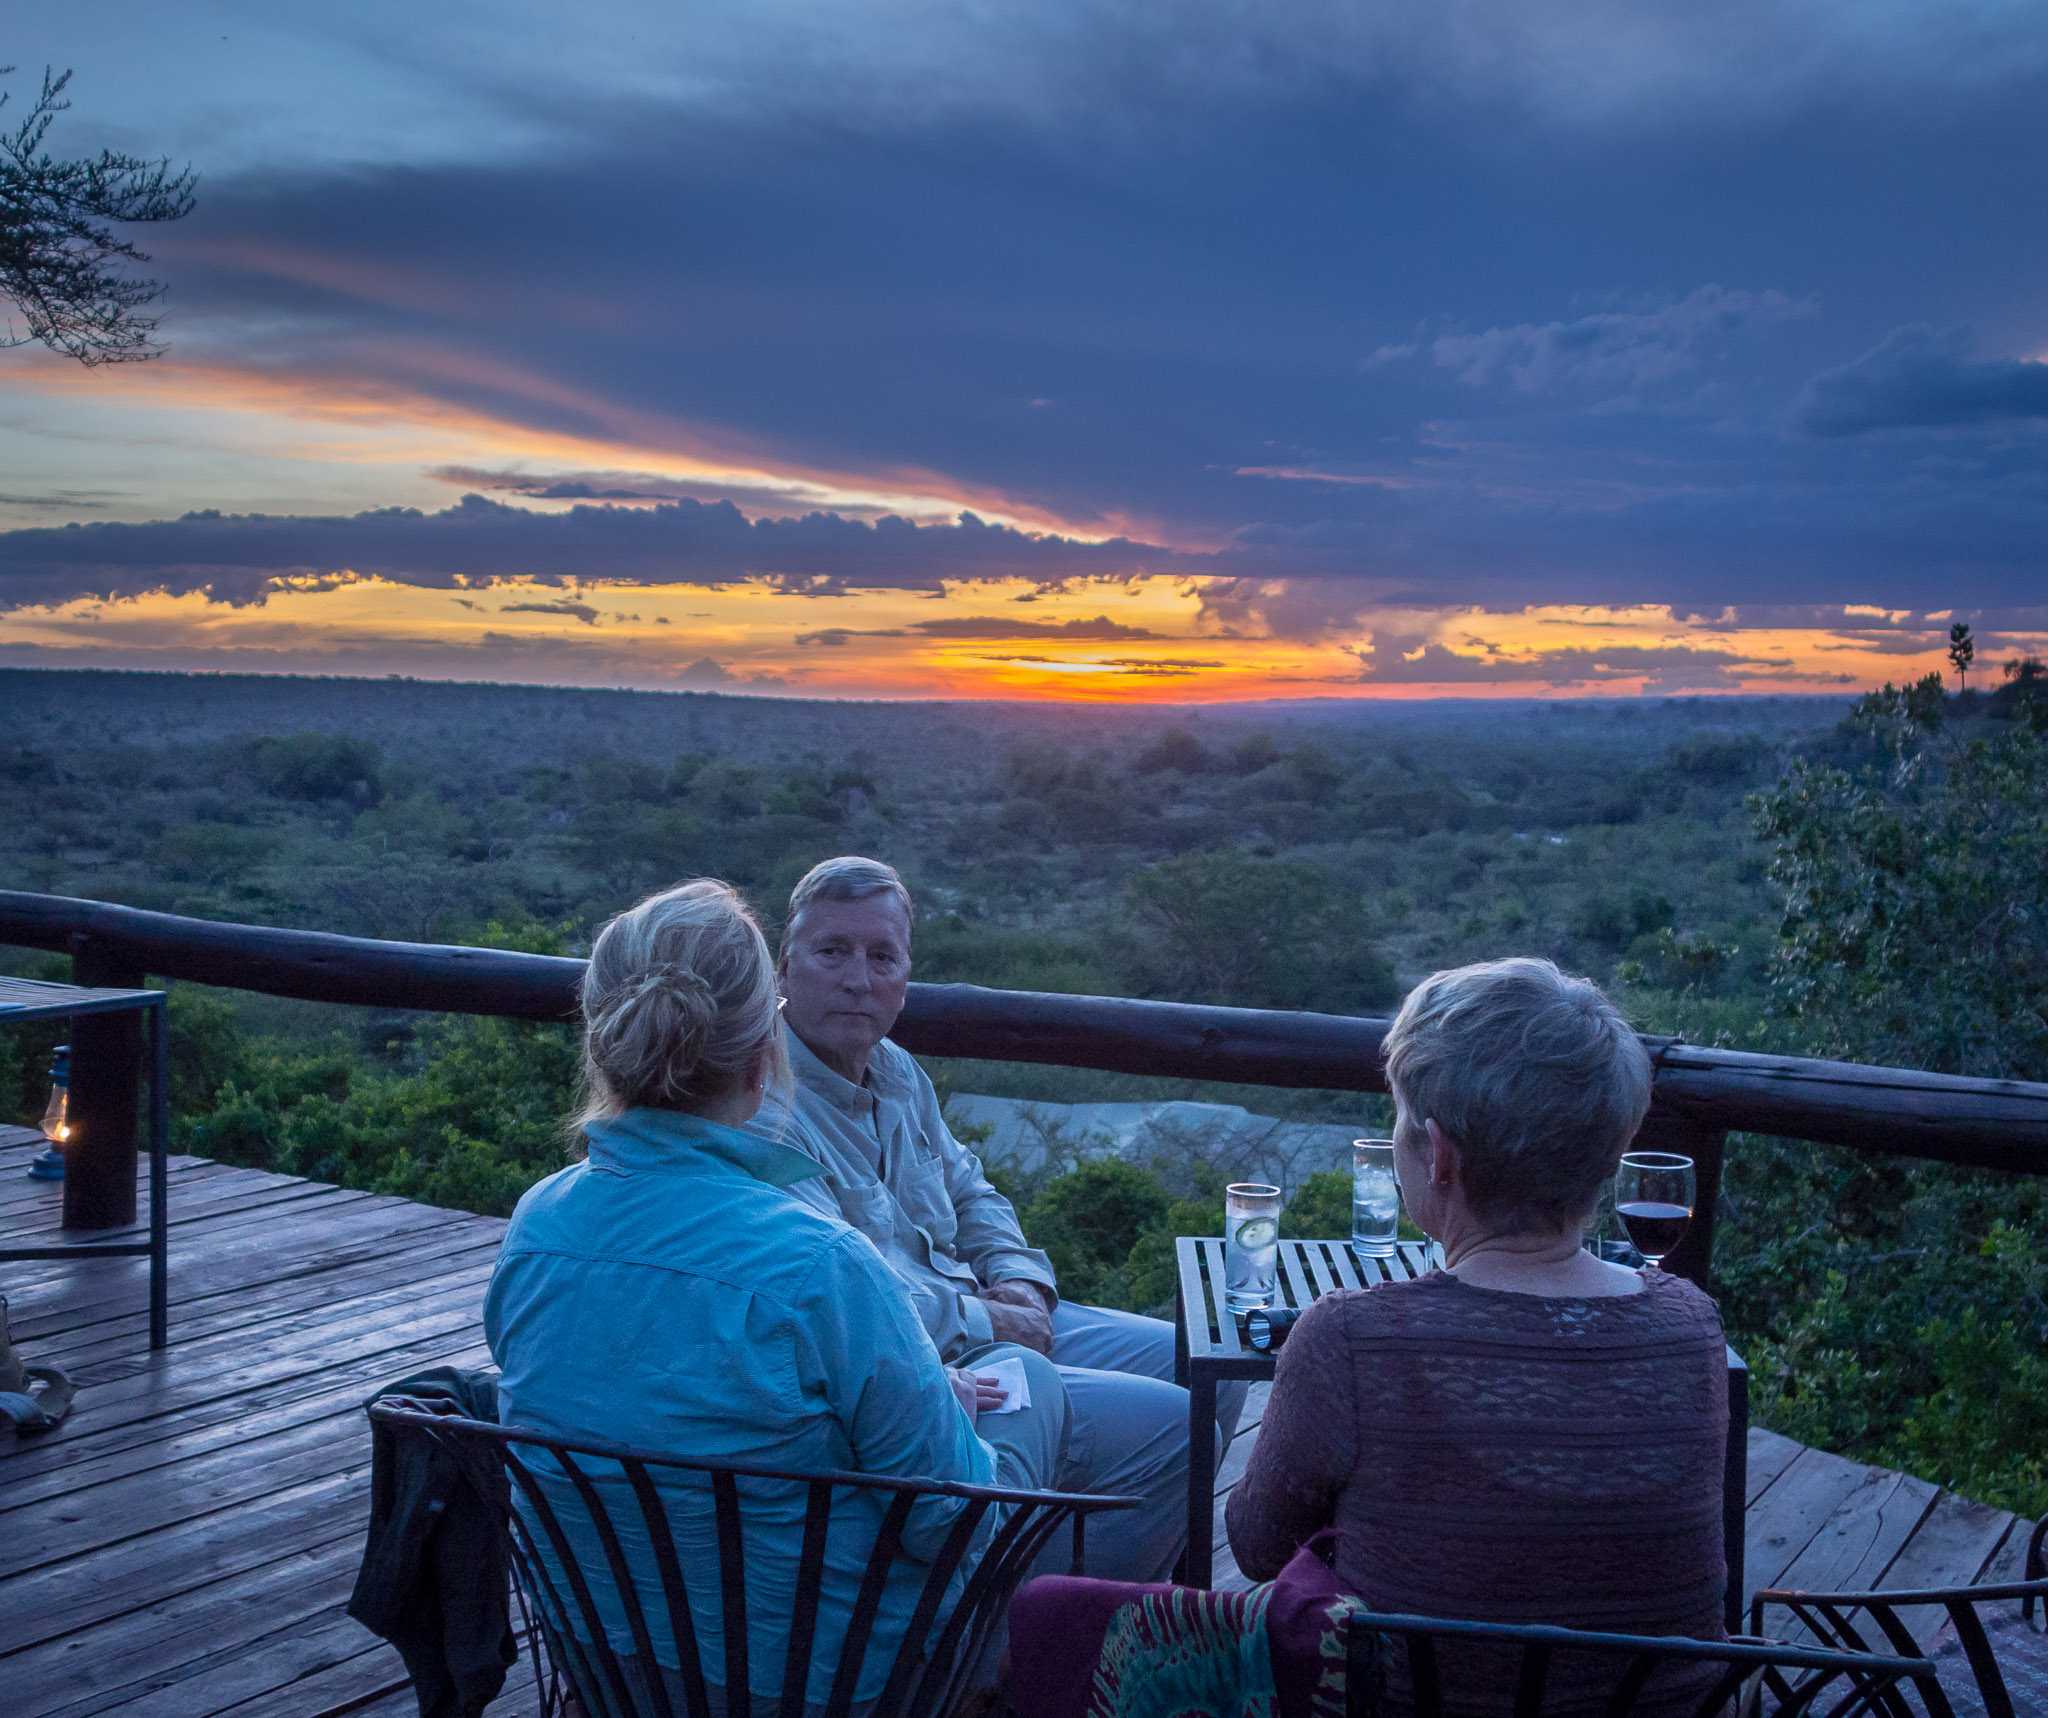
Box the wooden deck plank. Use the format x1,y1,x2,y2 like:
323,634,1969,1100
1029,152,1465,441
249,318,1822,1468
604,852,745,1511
89,1609,405,1718
1743,1445,1884,1600
1973,1516,2041,1586
0,1198,477,1326
0,1165,333,1240
1,1346,493,1660
1747,1428,1807,1505
7,1207,492,1345
1766,1467,1941,1595
3,1271,491,1511
1,1463,380,1656
7,1322,482,1572
0,1157,227,1221
1864,1491,2021,1646
16,1232,503,1373
35,1223,497,1365
3,1218,496,1393
13,1538,368,1718
0,1308,503,1493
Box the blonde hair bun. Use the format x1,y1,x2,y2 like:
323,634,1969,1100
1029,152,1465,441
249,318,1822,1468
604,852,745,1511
577,879,787,1126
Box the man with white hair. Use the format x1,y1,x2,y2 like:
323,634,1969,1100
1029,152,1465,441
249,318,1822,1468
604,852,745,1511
749,855,1244,1585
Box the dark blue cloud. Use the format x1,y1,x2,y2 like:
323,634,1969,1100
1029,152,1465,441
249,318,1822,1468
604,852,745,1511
1789,327,2048,436
68,23,2048,613
0,493,1190,612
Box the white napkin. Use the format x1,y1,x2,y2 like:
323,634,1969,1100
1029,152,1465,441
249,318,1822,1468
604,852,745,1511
975,1355,1032,1415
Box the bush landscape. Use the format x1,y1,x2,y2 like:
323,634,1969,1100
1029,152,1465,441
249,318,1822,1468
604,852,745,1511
3,664,2045,1514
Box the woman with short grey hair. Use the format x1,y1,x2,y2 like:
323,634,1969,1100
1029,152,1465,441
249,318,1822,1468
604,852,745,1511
1224,958,1730,1715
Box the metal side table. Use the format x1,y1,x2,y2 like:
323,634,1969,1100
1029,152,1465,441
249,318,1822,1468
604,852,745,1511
0,976,170,1347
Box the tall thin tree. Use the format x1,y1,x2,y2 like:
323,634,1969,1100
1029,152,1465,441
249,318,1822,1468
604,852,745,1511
1947,620,1975,693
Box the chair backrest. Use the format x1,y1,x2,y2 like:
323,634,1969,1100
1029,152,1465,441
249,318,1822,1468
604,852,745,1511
366,1404,1135,1718
1751,1533,2048,1718
1341,1607,1954,1718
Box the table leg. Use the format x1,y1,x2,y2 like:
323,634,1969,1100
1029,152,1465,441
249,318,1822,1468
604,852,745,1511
1724,1353,1749,1633
150,1000,169,1350
1185,1370,1216,1588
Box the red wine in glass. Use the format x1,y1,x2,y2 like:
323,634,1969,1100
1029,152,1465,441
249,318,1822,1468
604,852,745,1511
1618,1201,1691,1260
1614,1152,1695,1266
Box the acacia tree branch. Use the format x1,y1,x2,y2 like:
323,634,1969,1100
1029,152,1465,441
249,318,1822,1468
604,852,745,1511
0,66,199,365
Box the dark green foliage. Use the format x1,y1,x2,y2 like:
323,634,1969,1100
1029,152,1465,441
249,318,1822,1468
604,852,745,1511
1717,1142,2048,1515
1134,729,1210,776
165,921,585,1216
1989,657,2047,725
1752,678,2048,1079
913,918,1113,995
1279,1170,1350,1240
1121,849,1395,1013
1229,733,1280,776
1727,682,2048,1514
1021,1160,1171,1307
245,733,384,804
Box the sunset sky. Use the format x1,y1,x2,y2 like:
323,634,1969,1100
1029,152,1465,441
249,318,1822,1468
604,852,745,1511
3,3,2046,702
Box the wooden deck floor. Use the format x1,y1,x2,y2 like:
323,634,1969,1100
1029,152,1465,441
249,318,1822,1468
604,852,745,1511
1,1124,2037,1715
0,1124,543,1718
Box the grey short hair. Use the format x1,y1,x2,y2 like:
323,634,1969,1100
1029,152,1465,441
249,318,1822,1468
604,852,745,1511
782,856,913,958
576,878,789,1135
1383,957,1652,1237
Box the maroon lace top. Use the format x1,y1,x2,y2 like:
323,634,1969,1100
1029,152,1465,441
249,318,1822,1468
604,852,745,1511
1225,1268,1729,1715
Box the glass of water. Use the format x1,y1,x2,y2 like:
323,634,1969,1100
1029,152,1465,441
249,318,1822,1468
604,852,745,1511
1351,1138,1399,1260
1224,1183,1283,1312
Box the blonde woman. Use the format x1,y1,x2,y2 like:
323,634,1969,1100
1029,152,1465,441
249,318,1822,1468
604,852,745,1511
486,879,1065,1715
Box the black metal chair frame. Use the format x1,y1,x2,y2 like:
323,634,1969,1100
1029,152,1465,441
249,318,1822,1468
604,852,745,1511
1340,1606,1956,1718
1750,1518,2048,1718
366,1405,1138,1718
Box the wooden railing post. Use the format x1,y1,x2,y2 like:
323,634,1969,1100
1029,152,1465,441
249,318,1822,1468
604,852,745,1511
64,935,145,1231
1630,1111,1727,1294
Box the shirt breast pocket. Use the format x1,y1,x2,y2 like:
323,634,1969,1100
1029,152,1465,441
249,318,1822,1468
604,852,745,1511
901,1152,957,1249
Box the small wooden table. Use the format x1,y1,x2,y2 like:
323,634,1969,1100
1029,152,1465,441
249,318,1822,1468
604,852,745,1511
1172,1234,1749,1629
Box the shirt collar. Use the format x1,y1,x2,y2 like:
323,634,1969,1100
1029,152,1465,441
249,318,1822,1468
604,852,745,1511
783,1024,896,1115
582,1107,825,1187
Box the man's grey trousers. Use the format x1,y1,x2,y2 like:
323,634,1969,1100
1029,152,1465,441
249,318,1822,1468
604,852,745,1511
1045,1301,1248,1584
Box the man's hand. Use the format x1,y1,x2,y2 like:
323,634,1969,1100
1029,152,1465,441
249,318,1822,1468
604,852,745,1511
976,1285,1054,1355
948,1366,1009,1425
982,1279,1055,1313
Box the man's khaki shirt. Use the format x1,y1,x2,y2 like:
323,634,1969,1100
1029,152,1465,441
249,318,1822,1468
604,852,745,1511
750,1029,1058,1361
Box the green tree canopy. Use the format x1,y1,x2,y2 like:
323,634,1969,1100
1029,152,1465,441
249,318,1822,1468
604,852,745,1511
1752,674,2048,1080
1118,848,1395,1013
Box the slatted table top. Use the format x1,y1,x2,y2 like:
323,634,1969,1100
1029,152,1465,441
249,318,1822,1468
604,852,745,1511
1176,1234,1442,1364
0,976,165,1021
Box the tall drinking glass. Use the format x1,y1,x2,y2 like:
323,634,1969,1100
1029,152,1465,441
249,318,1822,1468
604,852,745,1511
1351,1139,1399,1260
1224,1183,1283,1312
1614,1152,1695,1267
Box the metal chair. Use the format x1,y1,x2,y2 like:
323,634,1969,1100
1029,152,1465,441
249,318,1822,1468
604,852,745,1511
1340,1607,1956,1718
366,1404,1137,1718
1751,1518,2048,1718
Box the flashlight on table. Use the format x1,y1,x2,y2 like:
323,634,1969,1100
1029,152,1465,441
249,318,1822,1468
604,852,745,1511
1241,1304,1301,1353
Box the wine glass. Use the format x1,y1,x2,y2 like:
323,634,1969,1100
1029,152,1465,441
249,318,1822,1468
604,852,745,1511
1614,1152,1695,1267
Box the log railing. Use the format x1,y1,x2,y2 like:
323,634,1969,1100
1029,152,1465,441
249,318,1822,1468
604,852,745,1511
6,890,2047,1285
